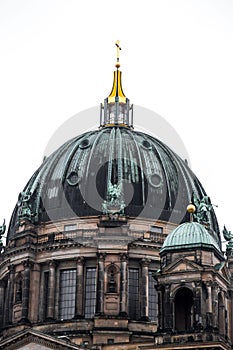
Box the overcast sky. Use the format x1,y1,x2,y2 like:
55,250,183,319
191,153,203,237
0,0,232,240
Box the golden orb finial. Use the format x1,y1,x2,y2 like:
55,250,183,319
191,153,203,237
187,203,196,223
187,203,196,213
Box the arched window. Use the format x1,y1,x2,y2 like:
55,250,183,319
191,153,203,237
175,288,193,331
107,265,117,293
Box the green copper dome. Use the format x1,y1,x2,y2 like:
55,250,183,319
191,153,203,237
160,222,221,255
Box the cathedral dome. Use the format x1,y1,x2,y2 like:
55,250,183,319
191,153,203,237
8,126,220,244
2,43,231,350
7,46,220,246
160,221,221,255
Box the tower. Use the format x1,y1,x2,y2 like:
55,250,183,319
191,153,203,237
0,43,232,350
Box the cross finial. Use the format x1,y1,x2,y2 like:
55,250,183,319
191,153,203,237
115,40,121,69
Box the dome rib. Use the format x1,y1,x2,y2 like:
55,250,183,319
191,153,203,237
125,128,146,205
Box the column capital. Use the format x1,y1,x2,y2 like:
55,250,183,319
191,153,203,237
205,280,213,287
140,258,151,266
97,252,106,261
76,256,84,265
48,259,57,268
23,259,33,269
8,264,15,273
194,281,202,288
120,253,128,261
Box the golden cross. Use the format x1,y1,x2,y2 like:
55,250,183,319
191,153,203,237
115,40,121,63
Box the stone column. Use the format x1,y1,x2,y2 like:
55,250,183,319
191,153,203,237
193,281,202,329
212,282,219,329
4,265,14,325
47,260,56,319
96,253,105,315
120,253,128,316
156,285,164,330
75,257,84,318
206,281,213,327
29,263,41,322
21,260,31,323
140,258,150,321
0,280,6,328
164,284,172,330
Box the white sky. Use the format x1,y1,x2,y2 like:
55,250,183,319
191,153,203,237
0,0,232,240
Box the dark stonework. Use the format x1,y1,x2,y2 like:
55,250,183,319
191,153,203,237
96,253,105,316
21,260,32,324
74,257,84,319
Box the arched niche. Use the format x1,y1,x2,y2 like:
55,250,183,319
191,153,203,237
174,287,193,332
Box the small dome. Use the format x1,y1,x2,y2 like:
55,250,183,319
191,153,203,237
160,221,221,255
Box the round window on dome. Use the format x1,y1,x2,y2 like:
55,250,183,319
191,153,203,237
149,173,162,188
79,138,90,149
66,171,80,186
141,140,152,150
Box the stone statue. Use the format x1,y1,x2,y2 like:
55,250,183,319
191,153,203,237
108,183,121,203
102,182,125,215
17,191,34,223
192,193,212,226
223,225,233,255
0,219,6,236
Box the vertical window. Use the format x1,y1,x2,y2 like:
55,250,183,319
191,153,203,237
128,268,139,319
107,265,117,293
85,268,97,318
59,269,76,320
148,271,157,321
43,271,49,319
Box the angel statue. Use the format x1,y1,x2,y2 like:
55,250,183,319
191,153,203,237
102,182,125,215
192,193,213,226
108,183,121,204
223,225,233,254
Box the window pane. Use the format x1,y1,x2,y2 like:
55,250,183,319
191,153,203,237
43,271,49,319
149,271,157,321
85,268,97,318
59,269,76,320
150,226,163,234
128,269,139,319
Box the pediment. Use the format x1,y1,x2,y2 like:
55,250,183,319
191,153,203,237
0,329,81,350
162,257,202,274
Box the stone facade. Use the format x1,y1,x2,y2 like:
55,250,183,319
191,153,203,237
0,214,232,350
0,57,232,350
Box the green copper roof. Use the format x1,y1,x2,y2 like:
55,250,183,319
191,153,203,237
160,222,221,254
